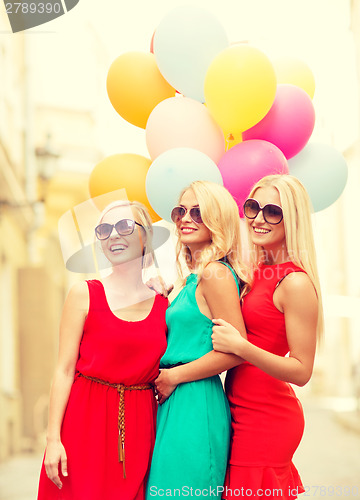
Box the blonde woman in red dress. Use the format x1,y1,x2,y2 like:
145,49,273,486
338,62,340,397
37,201,168,500
212,175,324,500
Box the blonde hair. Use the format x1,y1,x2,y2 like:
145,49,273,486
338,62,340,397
246,174,324,338
98,200,155,269
175,181,248,287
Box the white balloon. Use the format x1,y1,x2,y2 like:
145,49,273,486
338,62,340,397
146,148,223,221
153,6,229,102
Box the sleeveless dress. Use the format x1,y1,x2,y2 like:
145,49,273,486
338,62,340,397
146,263,239,497
37,279,168,500
224,262,306,499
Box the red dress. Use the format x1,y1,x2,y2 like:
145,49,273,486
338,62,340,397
224,262,306,499
37,280,167,500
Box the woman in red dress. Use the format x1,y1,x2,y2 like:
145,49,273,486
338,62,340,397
212,175,324,500
37,201,168,500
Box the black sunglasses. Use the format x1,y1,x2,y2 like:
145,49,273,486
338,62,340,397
171,206,203,224
243,198,283,225
95,219,143,240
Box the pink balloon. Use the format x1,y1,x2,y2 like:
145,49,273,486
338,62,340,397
242,84,315,159
146,96,225,163
218,139,289,216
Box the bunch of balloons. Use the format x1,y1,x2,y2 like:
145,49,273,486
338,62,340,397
89,6,348,221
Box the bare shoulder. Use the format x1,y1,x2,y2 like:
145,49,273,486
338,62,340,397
203,261,233,280
198,262,243,323
201,262,238,293
280,271,316,295
278,272,317,311
65,281,90,311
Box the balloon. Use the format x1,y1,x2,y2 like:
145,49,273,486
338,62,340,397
106,52,175,129
204,45,277,135
153,6,229,102
146,97,225,163
150,31,155,53
288,143,348,212
272,56,315,99
89,154,161,222
218,140,289,216
146,148,223,221
243,84,315,159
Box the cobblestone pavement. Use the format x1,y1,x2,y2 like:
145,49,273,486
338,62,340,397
0,399,359,499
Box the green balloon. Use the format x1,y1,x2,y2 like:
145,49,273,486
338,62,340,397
288,143,348,212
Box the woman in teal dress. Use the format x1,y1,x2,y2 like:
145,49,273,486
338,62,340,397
146,181,248,497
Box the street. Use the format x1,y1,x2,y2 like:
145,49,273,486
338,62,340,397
0,399,359,499
294,400,360,498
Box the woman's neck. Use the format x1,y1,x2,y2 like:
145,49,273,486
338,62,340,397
105,257,146,294
187,245,207,271
261,246,289,265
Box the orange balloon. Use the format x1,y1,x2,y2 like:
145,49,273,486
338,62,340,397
107,52,175,129
89,154,161,222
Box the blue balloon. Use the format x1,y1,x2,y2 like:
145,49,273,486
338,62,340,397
146,148,223,221
153,6,229,102
288,143,348,212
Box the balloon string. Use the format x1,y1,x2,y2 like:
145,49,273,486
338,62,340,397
226,134,235,152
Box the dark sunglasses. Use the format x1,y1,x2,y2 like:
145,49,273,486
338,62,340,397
171,206,203,224
95,219,143,240
243,198,283,225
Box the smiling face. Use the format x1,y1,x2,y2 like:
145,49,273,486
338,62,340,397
176,189,212,254
247,186,287,260
99,205,145,266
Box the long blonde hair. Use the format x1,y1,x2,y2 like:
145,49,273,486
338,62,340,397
175,181,248,287
246,174,324,338
98,200,155,269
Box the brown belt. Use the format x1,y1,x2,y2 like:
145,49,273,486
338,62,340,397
78,372,153,479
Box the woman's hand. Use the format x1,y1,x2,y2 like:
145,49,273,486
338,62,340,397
155,369,178,404
212,318,246,356
44,440,68,489
146,276,173,298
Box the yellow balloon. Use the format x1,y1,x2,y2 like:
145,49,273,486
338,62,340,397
272,57,315,99
204,45,277,135
106,52,175,129
89,154,161,222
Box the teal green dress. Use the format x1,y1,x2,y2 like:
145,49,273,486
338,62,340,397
146,263,239,497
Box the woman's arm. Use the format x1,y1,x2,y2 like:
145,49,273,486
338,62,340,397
155,263,246,403
212,272,318,387
44,281,89,489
